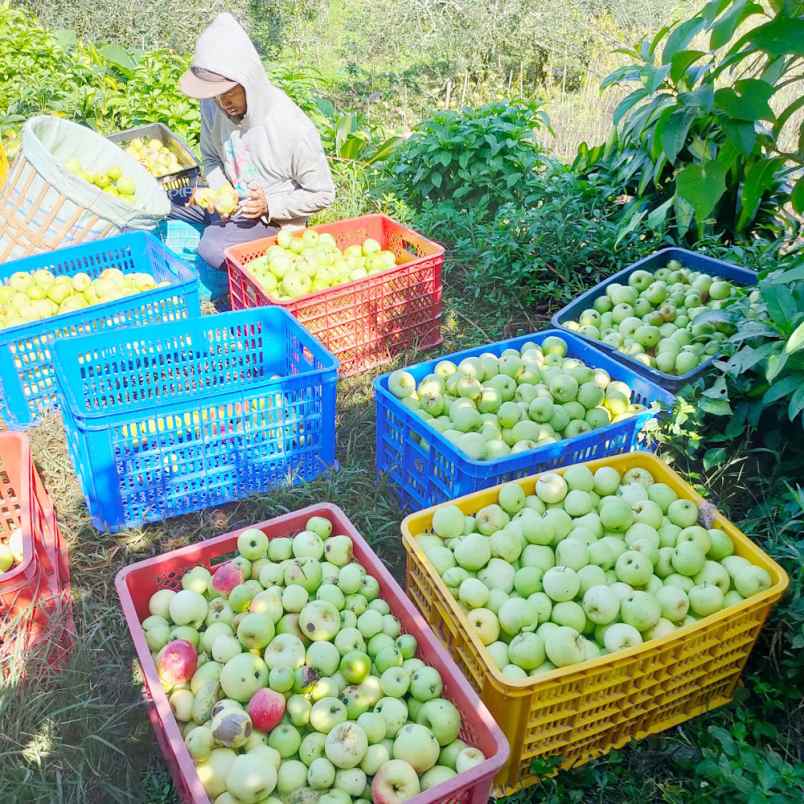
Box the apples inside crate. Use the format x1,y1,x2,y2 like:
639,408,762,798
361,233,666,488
0,230,200,428
0,432,73,667
225,214,444,376
401,453,789,795
375,329,675,510
115,504,509,804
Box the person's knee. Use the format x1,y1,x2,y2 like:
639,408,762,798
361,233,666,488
197,228,226,269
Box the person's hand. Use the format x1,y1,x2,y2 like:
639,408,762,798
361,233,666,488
238,182,268,219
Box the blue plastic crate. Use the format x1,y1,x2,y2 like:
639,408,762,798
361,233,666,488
551,247,757,392
155,219,228,302
52,307,339,532
0,231,200,428
374,329,675,511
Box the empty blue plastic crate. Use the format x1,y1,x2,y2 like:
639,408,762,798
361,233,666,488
374,329,675,511
551,248,757,392
0,231,200,428
52,307,339,532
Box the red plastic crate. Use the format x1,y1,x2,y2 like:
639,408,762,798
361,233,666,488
225,214,444,376
0,433,74,666
116,503,509,804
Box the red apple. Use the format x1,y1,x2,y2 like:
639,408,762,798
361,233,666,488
157,639,197,690
212,562,245,596
247,687,286,732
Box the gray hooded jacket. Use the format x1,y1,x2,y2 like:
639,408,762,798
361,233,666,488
192,13,335,225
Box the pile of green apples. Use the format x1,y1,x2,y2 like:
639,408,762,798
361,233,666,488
0,528,23,573
65,159,137,202
141,515,487,804
247,229,402,302
125,137,184,177
386,336,648,462
563,260,745,375
0,267,164,329
418,466,772,678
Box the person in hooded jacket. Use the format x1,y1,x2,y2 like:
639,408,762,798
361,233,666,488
173,12,335,277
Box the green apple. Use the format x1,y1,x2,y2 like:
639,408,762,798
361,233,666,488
688,583,724,616
615,550,652,586
620,591,661,631
542,566,580,602
671,542,706,577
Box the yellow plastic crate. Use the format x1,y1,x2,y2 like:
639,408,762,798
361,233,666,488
401,452,789,796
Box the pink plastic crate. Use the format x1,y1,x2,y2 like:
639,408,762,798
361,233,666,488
116,503,509,804
0,432,74,667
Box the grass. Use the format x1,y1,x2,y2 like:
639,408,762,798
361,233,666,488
1,258,799,804
0,260,540,803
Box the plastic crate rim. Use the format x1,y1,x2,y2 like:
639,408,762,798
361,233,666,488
115,502,510,803
0,230,198,337
52,306,339,425
374,327,675,468
401,451,790,691
225,212,446,307
107,122,199,179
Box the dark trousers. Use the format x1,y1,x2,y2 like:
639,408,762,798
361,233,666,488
169,203,278,270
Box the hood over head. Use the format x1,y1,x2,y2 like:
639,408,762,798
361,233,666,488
180,12,278,125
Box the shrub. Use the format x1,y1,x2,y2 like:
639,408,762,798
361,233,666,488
386,101,551,220
421,164,661,308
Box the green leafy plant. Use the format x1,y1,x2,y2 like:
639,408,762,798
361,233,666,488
387,101,551,220
575,0,804,243
312,100,401,165
0,3,371,160
700,266,804,443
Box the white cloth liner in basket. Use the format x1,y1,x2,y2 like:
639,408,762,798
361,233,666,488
0,115,170,261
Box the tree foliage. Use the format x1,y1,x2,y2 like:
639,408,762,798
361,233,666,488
575,0,804,244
